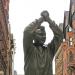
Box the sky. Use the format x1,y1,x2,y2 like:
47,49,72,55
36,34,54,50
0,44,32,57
9,0,70,74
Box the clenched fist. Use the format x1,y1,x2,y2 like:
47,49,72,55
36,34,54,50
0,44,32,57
41,10,50,22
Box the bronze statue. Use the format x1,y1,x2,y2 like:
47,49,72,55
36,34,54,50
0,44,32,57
23,10,63,75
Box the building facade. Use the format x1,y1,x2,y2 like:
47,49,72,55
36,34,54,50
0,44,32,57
55,44,63,75
63,32,75,75
0,0,14,75
55,32,75,75
55,0,75,75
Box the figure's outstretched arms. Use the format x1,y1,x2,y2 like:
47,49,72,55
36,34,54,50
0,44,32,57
41,10,63,57
23,17,44,52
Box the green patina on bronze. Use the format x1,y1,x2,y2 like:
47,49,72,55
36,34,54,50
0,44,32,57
23,11,63,75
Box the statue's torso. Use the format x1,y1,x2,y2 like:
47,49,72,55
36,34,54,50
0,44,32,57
25,45,52,75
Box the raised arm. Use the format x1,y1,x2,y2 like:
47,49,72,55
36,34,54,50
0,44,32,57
41,10,63,57
23,17,44,53
48,21,63,57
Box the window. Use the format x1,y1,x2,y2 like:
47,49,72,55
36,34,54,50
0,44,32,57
69,51,73,62
69,37,73,46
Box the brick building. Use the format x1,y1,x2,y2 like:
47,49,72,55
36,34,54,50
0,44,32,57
62,31,75,75
55,25,75,75
55,0,75,75
0,0,14,75
55,44,63,75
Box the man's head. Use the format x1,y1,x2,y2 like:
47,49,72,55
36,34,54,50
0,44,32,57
34,26,46,45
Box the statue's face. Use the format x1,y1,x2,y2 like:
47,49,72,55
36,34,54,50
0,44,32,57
34,26,46,45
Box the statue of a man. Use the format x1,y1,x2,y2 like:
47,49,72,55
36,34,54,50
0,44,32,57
23,10,63,75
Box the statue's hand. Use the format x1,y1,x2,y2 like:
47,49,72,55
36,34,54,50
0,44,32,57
41,10,50,22
33,19,41,28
